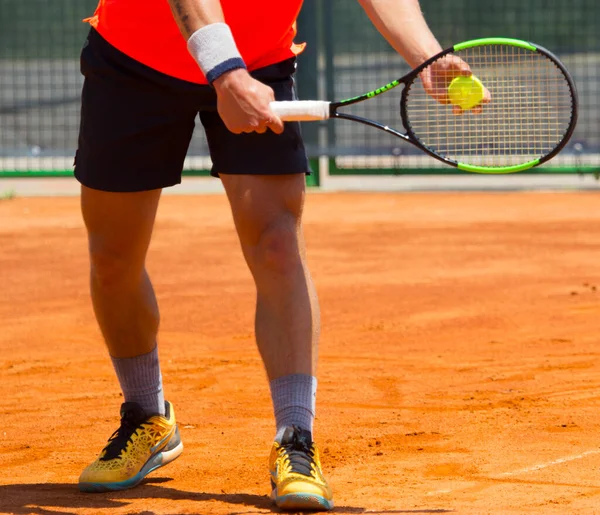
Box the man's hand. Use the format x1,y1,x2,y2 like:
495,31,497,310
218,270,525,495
213,69,284,134
420,55,491,114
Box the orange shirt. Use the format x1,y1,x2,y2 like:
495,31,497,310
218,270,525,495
86,0,305,84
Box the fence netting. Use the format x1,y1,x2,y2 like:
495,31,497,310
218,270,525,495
1,0,597,173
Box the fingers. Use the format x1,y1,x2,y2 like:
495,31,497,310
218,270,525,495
439,55,472,76
266,115,284,134
454,95,491,116
457,63,472,76
482,86,492,104
419,69,433,95
469,87,492,115
248,119,266,134
225,113,284,135
450,55,473,76
259,94,284,134
238,114,284,135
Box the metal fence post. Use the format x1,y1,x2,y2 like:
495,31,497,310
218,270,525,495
296,0,321,186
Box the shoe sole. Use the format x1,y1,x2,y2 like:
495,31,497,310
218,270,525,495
79,441,184,493
272,489,334,511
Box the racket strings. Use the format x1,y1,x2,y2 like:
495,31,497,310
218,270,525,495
405,45,574,168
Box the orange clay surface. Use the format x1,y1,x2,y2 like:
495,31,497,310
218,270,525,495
1,191,600,515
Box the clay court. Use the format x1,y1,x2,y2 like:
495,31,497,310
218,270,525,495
1,190,600,514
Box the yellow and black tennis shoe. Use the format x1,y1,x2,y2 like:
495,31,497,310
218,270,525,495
79,401,183,492
269,425,333,511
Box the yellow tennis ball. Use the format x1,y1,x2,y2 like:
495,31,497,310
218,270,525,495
447,75,484,110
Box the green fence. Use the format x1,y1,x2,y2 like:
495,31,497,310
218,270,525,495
1,0,598,178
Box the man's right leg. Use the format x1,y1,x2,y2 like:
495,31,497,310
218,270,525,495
78,186,183,492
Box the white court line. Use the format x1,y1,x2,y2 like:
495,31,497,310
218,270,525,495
496,449,600,477
427,449,600,496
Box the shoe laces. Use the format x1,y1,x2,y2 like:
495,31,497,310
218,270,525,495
280,426,316,477
100,404,147,461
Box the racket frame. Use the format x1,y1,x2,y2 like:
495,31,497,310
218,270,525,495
308,38,579,174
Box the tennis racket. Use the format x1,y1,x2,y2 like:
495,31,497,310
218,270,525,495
270,38,578,174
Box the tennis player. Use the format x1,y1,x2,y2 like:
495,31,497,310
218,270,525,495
75,0,473,510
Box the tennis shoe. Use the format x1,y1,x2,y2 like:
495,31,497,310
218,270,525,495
79,400,183,492
269,425,333,511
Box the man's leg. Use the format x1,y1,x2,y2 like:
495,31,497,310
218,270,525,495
220,173,332,511
78,187,183,493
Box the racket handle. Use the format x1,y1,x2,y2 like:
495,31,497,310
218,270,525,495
270,101,331,121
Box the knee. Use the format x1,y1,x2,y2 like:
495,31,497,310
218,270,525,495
249,220,301,276
88,241,144,291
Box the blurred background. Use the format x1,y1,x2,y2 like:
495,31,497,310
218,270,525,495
0,0,598,182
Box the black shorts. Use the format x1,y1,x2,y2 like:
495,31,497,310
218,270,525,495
74,28,309,192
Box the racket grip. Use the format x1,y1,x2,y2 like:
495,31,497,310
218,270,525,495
270,101,331,121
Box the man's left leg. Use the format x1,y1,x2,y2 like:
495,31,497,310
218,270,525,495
220,173,333,511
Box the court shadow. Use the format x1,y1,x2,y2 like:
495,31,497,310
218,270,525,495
0,480,268,515
0,479,453,515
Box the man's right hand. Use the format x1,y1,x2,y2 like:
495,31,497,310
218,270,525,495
213,69,284,134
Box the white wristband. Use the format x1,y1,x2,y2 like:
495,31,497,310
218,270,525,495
187,23,246,84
